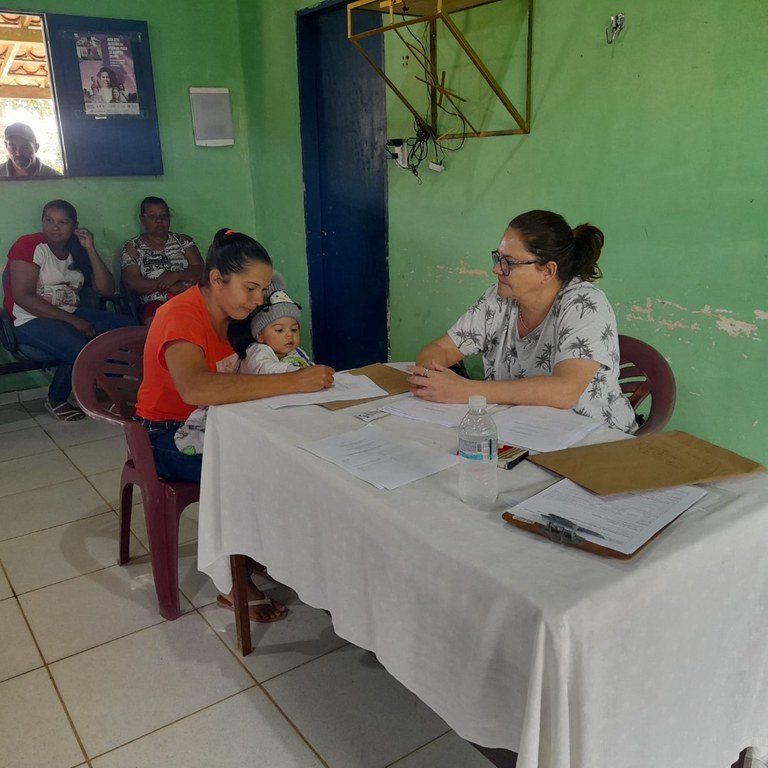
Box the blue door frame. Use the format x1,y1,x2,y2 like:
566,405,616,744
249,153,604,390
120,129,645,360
297,0,389,370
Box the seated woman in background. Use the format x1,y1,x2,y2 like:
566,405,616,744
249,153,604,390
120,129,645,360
121,196,204,325
4,199,137,421
136,228,335,622
409,209,637,433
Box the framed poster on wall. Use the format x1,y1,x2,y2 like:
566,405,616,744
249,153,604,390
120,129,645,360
45,14,163,176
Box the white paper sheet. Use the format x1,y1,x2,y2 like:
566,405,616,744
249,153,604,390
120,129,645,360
507,478,707,556
379,394,475,427
261,372,388,409
298,424,460,490
492,405,604,452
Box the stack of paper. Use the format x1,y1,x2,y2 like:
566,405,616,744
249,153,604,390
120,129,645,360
261,372,388,409
298,424,459,490
492,406,604,452
379,395,474,427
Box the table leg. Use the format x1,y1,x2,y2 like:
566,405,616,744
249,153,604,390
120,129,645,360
230,554,252,656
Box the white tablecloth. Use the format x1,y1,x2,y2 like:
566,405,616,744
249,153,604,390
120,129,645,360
198,397,768,768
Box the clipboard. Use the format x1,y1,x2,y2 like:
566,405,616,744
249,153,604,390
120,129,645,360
501,476,709,559
501,510,677,560
321,364,410,410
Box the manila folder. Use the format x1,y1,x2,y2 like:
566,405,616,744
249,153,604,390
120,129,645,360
530,430,764,495
321,364,410,410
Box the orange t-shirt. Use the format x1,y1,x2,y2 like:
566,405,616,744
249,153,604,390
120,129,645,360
136,286,233,422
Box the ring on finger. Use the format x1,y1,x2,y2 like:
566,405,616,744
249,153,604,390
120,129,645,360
423,367,430,378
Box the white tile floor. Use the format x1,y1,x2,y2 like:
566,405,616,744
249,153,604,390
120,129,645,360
0,396,499,768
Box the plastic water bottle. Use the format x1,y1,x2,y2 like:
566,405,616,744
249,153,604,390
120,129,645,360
458,395,498,509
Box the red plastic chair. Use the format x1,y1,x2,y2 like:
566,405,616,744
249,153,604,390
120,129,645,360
72,326,199,620
618,335,677,435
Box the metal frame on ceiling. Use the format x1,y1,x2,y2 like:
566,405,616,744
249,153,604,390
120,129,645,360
347,0,533,139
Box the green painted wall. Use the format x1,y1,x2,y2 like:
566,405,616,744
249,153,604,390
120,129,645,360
1,0,258,391
3,0,766,465
240,0,768,464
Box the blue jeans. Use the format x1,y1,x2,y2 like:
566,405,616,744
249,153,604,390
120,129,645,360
136,418,203,483
15,308,137,404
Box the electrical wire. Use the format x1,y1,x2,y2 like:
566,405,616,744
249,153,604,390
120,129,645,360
391,11,468,180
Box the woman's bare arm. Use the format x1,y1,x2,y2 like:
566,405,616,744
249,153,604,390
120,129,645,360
76,229,115,296
415,334,464,369
165,340,335,406
410,358,600,409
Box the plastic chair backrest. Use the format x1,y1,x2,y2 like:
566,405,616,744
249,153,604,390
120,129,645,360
72,326,146,420
72,327,162,491
618,334,677,435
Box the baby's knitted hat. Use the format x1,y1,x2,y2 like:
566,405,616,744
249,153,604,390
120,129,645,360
250,287,302,339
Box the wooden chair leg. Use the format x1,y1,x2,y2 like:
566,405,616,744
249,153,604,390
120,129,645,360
231,554,252,656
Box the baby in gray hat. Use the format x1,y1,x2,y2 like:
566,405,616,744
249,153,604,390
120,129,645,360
174,282,313,455
243,289,313,373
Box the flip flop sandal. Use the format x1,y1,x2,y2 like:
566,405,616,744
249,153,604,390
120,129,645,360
45,400,87,422
216,593,288,623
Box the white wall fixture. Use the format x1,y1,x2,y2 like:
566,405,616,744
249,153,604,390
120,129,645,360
189,87,234,146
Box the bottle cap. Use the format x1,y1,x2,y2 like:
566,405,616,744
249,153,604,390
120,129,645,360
468,395,487,409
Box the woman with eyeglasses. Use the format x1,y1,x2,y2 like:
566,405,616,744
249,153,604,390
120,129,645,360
409,210,637,432
120,196,205,325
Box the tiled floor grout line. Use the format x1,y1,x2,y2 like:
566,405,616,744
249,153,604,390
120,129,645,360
7,568,241,766
43,664,93,767
383,731,453,768
258,682,335,768
81,685,263,763
0,507,118,545
0,438,111,503
1,553,92,767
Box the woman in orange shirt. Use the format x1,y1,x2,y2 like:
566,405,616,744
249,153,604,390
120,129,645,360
136,228,334,621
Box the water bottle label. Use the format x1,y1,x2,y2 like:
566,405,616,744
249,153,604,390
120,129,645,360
458,437,498,461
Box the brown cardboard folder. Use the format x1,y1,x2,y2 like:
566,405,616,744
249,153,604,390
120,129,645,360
529,430,764,495
321,364,410,410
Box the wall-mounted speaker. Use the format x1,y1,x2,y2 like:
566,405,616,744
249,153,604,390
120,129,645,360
189,87,234,147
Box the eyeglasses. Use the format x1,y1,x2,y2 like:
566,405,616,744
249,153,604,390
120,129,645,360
491,250,539,276
142,213,170,222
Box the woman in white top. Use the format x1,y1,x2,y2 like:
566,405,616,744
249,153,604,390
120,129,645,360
409,209,637,432
4,199,137,420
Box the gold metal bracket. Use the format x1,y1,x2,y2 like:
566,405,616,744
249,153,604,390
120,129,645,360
347,0,533,139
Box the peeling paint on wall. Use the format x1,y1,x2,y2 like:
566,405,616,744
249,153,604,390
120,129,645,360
434,263,490,278
716,317,758,338
622,298,761,341
659,320,701,331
